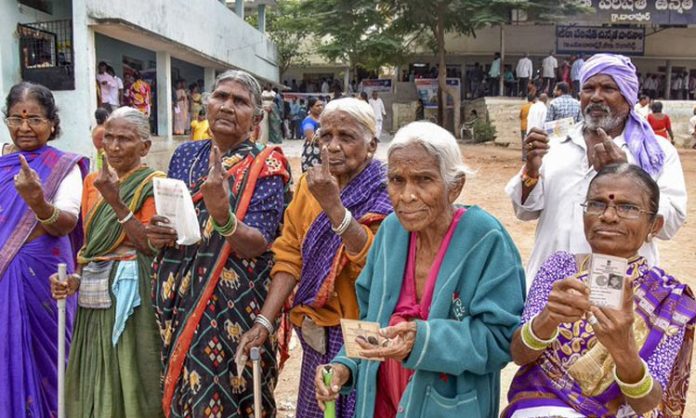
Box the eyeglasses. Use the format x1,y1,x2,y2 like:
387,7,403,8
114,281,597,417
4,117,49,128
580,200,654,220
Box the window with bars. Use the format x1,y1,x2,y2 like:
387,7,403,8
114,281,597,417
18,19,74,90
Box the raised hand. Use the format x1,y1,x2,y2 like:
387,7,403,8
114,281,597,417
590,127,627,172
306,146,341,211
93,159,121,206
523,128,550,178
14,154,46,207
200,145,231,223
538,277,591,328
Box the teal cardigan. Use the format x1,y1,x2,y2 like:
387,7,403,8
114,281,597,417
333,206,526,418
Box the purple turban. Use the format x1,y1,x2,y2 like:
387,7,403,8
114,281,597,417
579,53,664,176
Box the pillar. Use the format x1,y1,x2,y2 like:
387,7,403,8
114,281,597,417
204,67,216,93
235,0,245,19
499,25,505,97
665,59,672,100
156,51,172,139
258,4,266,33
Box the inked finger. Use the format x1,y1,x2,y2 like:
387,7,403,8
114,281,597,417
18,154,31,172
320,146,331,174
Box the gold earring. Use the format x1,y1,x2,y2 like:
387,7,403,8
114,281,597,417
367,152,373,158
646,233,653,243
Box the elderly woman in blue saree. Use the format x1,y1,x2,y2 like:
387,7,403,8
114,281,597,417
147,70,291,418
0,82,89,417
503,164,696,418
237,97,392,418
315,121,526,418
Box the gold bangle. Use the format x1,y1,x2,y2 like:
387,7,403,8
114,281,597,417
36,206,60,226
521,171,539,188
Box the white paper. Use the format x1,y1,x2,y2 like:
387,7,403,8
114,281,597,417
543,116,575,140
153,178,201,245
340,319,385,361
588,253,627,310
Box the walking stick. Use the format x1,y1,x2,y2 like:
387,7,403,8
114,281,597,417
322,365,336,418
250,347,262,418
57,263,67,418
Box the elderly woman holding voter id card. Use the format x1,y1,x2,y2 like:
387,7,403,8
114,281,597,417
146,69,290,418
503,163,696,418
315,121,526,418
50,107,165,418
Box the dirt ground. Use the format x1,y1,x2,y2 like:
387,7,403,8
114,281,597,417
273,143,696,417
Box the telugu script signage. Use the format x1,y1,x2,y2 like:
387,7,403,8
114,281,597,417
556,26,645,55
578,0,696,25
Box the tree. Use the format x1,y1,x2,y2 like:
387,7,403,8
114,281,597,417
246,1,312,81
298,0,410,80
384,0,588,128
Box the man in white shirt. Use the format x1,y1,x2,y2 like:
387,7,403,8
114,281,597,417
106,66,123,108
526,93,548,134
516,53,533,97
541,51,558,95
634,94,650,119
96,61,117,112
369,91,387,139
321,78,330,94
689,106,696,149
506,53,687,284
488,52,502,96
671,74,682,100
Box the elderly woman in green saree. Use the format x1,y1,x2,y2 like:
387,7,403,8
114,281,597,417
51,107,164,418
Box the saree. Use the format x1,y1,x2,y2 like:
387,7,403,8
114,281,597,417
65,166,164,418
0,146,89,418
291,159,393,418
153,141,290,418
504,253,696,417
129,80,152,116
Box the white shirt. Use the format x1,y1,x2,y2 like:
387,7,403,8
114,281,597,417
688,115,696,136
321,81,330,94
96,73,116,105
369,97,386,121
634,102,650,119
516,57,533,79
542,56,558,78
505,124,687,284
671,77,682,90
107,76,123,106
525,101,547,134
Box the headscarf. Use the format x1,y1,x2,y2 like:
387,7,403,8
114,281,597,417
579,53,664,176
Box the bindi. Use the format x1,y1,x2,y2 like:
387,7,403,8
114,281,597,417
21,109,27,116
609,194,615,200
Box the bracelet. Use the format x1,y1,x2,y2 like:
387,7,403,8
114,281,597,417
614,359,654,399
520,315,558,351
117,211,134,224
147,239,160,253
36,206,60,226
521,170,539,188
331,209,353,236
254,314,274,334
211,210,238,237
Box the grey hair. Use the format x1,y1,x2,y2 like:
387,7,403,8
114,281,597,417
321,97,377,142
214,69,263,115
388,121,474,187
106,107,150,141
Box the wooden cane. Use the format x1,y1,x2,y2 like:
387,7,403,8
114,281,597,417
250,347,262,418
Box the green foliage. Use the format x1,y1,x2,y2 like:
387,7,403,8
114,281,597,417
247,1,313,79
472,118,497,143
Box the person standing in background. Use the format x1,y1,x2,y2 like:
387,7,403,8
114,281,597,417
570,53,585,97
671,73,683,100
488,52,502,96
647,101,675,144
190,109,210,141
369,90,387,139
541,51,558,95
545,82,581,122
516,53,533,97
106,66,123,108
526,93,548,133
96,61,117,112
173,79,189,135
519,94,535,161
634,94,651,119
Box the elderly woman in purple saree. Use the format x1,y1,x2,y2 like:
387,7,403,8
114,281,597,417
237,98,392,418
503,164,696,418
0,82,89,417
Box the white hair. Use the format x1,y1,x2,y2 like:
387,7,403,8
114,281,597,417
215,69,263,115
106,107,150,141
321,97,377,141
388,121,474,187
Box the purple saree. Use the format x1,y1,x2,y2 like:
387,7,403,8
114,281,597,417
291,159,392,418
0,146,88,418
503,251,696,418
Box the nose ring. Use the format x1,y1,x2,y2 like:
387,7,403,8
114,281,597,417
410,194,416,200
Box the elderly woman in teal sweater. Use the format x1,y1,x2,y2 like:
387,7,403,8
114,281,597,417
315,121,526,418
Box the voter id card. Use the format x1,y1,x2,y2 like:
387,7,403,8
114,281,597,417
543,117,575,140
588,253,627,310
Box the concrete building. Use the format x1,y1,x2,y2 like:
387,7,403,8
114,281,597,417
1,0,278,161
